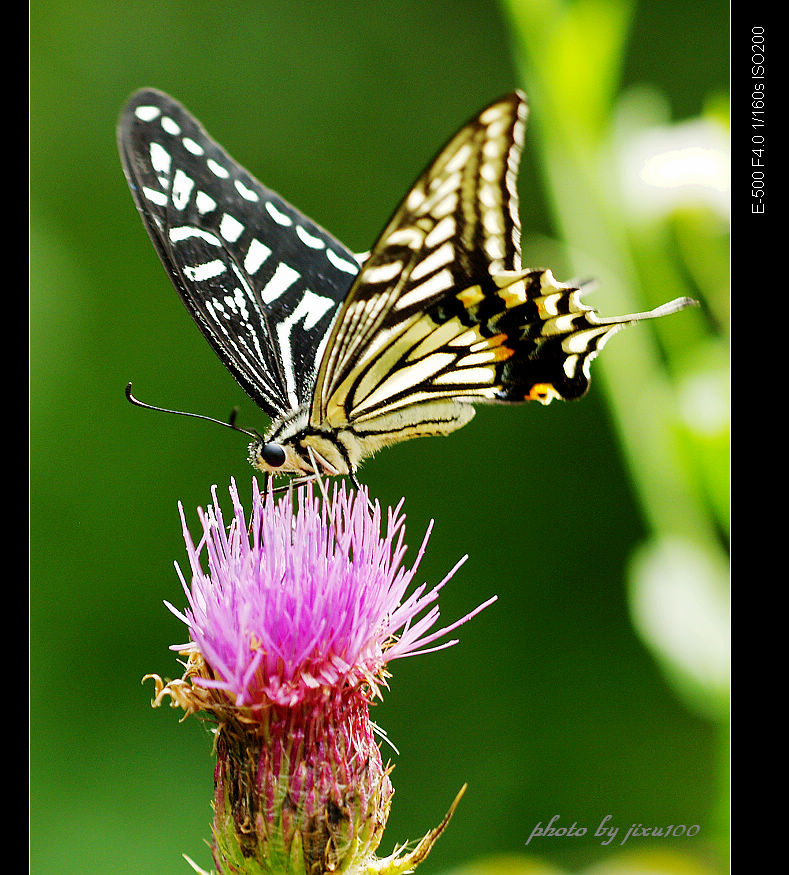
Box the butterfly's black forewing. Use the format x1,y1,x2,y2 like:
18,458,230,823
117,88,360,420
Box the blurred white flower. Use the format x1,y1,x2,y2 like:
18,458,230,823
619,118,730,219
628,536,730,718
678,367,730,437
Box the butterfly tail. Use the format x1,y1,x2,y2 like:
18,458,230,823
488,270,697,404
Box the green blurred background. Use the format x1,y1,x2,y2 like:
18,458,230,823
30,1,729,873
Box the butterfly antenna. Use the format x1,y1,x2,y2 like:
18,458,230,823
125,382,264,442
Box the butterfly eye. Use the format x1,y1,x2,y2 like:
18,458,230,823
261,442,287,468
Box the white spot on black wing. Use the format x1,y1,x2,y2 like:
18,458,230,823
219,213,245,243
260,262,301,304
184,259,227,282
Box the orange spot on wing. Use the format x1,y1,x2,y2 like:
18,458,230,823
491,345,514,361
457,285,485,308
526,383,559,405
498,284,526,308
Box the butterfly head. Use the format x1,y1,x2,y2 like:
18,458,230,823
249,440,289,473
248,435,352,478
247,436,317,476
247,406,352,477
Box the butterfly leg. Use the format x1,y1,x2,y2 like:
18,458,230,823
348,470,375,512
269,474,318,497
305,446,334,506
260,471,271,502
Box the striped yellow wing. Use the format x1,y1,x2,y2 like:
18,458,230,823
308,91,694,452
311,93,527,432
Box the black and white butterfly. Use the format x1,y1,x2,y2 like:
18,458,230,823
118,89,693,485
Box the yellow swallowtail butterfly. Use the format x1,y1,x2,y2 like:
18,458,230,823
119,89,693,487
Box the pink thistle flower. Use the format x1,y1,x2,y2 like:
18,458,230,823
168,478,493,710
147,479,495,874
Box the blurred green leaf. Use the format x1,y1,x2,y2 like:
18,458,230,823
501,0,632,144
444,848,722,875
445,853,566,874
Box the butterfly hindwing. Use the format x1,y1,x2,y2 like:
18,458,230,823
118,88,359,419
